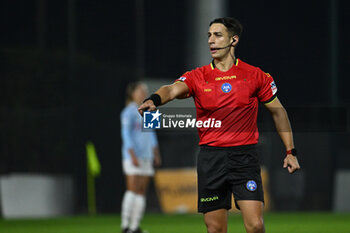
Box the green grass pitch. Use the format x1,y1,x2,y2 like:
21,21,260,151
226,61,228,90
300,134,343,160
1,212,350,233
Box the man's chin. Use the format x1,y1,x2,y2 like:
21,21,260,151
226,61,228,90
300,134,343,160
210,53,220,59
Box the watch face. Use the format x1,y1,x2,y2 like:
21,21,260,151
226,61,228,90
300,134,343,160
291,148,297,156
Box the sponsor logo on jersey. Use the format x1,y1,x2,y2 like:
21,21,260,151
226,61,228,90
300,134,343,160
204,89,212,92
215,75,236,81
143,110,162,129
270,81,277,95
221,83,232,93
246,180,257,192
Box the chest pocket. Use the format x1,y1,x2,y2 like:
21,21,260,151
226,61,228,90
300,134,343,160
217,81,250,107
196,83,217,109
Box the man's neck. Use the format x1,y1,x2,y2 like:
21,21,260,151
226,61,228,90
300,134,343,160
214,54,236,72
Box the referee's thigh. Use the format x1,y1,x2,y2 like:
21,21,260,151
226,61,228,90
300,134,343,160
204,209,228,233
237,200,265,233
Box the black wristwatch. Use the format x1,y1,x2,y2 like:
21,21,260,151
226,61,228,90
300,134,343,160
286,148,297,156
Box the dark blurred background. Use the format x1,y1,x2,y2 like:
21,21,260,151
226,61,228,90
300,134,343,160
0,0,349,215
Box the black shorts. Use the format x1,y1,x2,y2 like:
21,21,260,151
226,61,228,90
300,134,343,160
197,144,264,213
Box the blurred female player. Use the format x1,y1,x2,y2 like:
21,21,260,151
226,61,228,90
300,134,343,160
120,82,161,233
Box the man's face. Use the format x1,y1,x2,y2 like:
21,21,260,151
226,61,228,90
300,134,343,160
208,23,232,59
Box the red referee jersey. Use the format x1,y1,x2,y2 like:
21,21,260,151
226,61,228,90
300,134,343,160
175,59,277,147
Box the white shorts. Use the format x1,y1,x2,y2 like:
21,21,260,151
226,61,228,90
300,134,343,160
122,158,154,176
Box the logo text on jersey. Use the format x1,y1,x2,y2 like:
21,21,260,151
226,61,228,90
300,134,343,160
215,75,236,81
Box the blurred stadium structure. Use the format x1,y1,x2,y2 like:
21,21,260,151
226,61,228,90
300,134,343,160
0,0,350,218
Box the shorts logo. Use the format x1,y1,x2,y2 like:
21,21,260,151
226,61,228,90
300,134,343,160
179,77,186,81
246,180,257,192
143,110,162,129
221,83,232,93
200,196,219,202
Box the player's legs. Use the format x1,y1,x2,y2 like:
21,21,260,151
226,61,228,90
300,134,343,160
237,200,265,233
122,158,153,233
197,147,232,233
121,175,137,231
204,209,228,233
124,158,153,194
226,146,265,233
132,175,151,195
126,174,138,192
128,175,151,233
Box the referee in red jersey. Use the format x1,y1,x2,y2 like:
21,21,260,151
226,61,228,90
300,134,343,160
139,17,300,233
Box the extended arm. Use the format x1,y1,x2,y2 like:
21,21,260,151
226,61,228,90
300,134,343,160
138,82,189,115
264,97,300,173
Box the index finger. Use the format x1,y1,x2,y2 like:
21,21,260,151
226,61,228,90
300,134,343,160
138,103,149,116
138,107,144,116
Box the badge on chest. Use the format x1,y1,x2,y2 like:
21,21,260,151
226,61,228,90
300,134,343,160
221,83,232,93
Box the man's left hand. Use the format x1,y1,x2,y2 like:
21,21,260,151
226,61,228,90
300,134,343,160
283,154,300,174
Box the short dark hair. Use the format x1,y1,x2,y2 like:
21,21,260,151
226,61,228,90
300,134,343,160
209,17,243,37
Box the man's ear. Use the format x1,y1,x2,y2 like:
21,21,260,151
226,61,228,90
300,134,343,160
232,35,239,45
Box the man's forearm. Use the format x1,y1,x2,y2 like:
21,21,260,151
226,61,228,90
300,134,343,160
139,82,188,115
155,82,188,105
271,107,294,150
154,85,174,106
